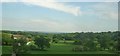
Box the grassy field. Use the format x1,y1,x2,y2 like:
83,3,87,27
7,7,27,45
2,46,13,54
0,46,2,55
29,43,114,54
2,42,116,54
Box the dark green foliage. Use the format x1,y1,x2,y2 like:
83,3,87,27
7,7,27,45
2,30,119,52
52,38,59,43
2,33,13,45
34,36,50,50
72,46,84,52
73,40,82,45
72,31,118,51
13,37,29,54
117,31,120,51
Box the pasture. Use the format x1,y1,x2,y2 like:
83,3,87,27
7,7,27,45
2,41,115,54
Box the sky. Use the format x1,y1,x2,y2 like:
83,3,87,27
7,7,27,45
0,0,119,32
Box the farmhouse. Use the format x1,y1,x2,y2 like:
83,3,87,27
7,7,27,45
11,34,24,39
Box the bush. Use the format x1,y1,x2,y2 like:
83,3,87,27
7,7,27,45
72,46,84,52
72,45,90,52
73,40,81,45
34,36,50,50
26,41,38,50
13,37,29,54
52,38,59,43
2,33,13,45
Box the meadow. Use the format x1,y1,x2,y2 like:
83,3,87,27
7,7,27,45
2,41,115,54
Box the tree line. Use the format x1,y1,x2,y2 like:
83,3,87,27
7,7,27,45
1,30,120,53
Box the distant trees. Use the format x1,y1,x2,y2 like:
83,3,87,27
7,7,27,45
52,35,59,43
117,31,120,51
72,31,118,51
73,40,82,45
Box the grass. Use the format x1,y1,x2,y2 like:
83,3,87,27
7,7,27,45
0,46,2,55
2,46,12,54
29,43,114,54
2,43,116,54
30,43,75,54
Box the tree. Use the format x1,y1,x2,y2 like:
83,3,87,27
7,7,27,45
12,37,29,54
34,36,50,50
117,31,120,51
52,35,59,43
98,33,112,51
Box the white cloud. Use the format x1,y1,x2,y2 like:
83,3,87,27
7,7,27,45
2,18,118,32
1,0,17,2
95,3,118,20
2,18,81,32
104,0,119,2
26,19,115,32
83,2,118,20
1,0,119,2
1,0,118,32
22,0,81,16
54,0,119,2
1,0,82,16
24,19,78,32
2,17,108,32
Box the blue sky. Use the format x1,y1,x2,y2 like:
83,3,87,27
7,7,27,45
1,0,118,32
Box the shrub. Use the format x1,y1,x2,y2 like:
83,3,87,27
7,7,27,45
73,40,81,45
72,46,84,52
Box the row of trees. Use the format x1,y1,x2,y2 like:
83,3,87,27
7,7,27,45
72,32,118,51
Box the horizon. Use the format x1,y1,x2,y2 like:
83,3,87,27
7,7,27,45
1,30,119,33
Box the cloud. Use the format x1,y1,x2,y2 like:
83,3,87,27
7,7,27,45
55,0,119,2
1,0,119,2
94,3,118,20
22,0,81,16
2,18,118,32
83,2,118,20
1,0,17,2
104,0,119,2
2,18,78,32
1,1,118,32
24,19,78,32
1,0,82,16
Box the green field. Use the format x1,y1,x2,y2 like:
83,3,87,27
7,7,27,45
2,43,115,54
2,46,13,54
30,43,114,54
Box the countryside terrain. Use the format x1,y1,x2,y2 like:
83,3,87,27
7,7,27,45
1,30,120,55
